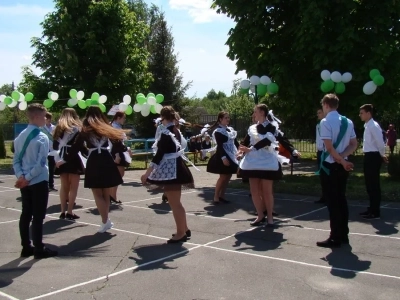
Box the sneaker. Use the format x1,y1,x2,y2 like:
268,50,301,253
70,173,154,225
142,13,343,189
362,213,380,220
98,219,113,233
20,246,34,257
34,247,58,259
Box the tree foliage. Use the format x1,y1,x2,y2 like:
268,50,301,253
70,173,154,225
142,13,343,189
30,0,152,104
212,0,400,137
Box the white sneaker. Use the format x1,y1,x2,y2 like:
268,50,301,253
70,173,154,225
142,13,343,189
98,219,113,233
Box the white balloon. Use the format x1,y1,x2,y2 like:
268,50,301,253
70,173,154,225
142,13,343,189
68,98,78,106
123,95,131,105
99,95,107,103
155,103,163,114
19,101,28,110
8,99,18,108
119,103,128,112
0,95,5,102
341,72,352,83
133,103,142,112
0,102,6,110
249,75,260,85
363,81,377,95
330,71,342,83
76,91,85,100
320,70,331,81
147,96,156,105
240,80,250,89
50,92,59,101
260,75,271,85
141,103,150,117
18,92,25,102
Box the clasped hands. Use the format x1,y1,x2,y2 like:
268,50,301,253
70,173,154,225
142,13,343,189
15,176,29,189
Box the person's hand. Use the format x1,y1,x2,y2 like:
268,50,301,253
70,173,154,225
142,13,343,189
56,161,64,168
382,155,389,163
140,174,148,185
15,176,29,188
222,158,230,166
238,145,251,154
127,148,132,156
114,153,121,164
341,160,354,171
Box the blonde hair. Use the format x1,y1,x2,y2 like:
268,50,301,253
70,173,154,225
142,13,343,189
82,106,125,140
53,108,82,140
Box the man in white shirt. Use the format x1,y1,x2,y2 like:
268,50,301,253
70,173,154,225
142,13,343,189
315,108,326,204
317,94,358,248
359,104,388,220
42,112,57,192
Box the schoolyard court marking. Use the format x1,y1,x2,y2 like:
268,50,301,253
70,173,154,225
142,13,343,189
0,219,19,224
0,290,19,300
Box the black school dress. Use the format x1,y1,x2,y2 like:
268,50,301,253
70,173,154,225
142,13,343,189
206,126,239,174
64,133,123,188
146,124,194,190
53,127,87,175
110,122,130,168
237,121,295,180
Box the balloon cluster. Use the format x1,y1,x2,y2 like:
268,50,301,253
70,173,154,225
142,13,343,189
320,70,352,94
0,91,34,111
117,95,133,115
363,69,385,95
131,93,164,117
240,75,279,96
68,89,107,112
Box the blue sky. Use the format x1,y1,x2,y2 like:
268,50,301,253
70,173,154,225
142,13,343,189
0,0,246,98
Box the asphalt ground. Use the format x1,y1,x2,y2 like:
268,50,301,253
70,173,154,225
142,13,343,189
0,166,399,300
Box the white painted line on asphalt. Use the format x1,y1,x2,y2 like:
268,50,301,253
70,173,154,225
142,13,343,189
0,206,22,213
0,291,19,300
278,206,327,222
0,219,19,224
295,226,400,240
122,190,198,204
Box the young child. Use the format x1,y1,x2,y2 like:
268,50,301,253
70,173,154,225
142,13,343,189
201,134,212,160
13,103,58,259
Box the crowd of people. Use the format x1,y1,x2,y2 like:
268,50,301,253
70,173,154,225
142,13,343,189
11,94,396,258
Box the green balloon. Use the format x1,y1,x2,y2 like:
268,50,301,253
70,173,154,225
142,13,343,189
24,92,34,102
239,88,249,95
85,99,92,107
91,100,100,106
137,96,146,104
370,69,380,80
335,82,346,94
150,105,157,114
4,97,13,105
48,92,53,99
91,92,100,101
257,84,268,96
43,99,54,108
67,100,74,107
267,83,279,94
99,103,106,113
78,100,87,109
11,91,20,101
373,75,385,86
155,94,164,103
126,105,133,115
69,89,78,99
136,93,145,101
147,93,155,98
321,80,334,93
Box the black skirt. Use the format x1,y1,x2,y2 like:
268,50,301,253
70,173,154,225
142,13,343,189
84,150,123,188
206,153,238,175
237,164,283,181
146,157,195,190
55,153,85,175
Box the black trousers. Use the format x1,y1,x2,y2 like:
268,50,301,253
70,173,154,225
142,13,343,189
48,156,55,188
317,151,325,200
19,181,49,249
364,152,382,215
320,162,349,240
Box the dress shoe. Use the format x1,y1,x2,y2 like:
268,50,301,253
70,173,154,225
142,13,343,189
21,246,34,257
167,235,187,244
250,217,266,226
172,230,191,238
316,238,341,248
34,247,58,259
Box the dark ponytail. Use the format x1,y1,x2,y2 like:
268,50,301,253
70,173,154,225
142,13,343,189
207,111,229,134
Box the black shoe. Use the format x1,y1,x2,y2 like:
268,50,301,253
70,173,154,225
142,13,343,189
162,194,168,203
250,217,266,226
316,238,341,248
167,235,188,244
34,247,58,259
314,198,325,204
219,197,230,203
59,212,66,219
362,213,380,220
172,230,191,238
65,213,80,220
21,246,34,257
359,208,370,216
110,196,122,204
341,237,350,244
49,187,58,192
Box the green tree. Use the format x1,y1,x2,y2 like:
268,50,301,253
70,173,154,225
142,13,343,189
0,84,13,95
212,0,400,138
30,0,152,106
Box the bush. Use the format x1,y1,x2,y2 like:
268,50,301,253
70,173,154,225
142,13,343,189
387,153,400,178
0,130,6,159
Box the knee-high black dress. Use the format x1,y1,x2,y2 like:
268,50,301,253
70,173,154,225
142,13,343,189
63,134,123,188
237,121,296,180
53,127,86,175
146,124,194,190
111,122,130,168
206,126,239,174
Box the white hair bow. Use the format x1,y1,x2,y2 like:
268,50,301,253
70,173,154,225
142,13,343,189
268,110,281,124
178,118,186,125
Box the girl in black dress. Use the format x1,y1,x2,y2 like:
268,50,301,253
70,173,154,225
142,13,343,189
110,112,131,204
206,111,239,204
141,106,194,243
238,104,300,227
57,106,125,233
53,108,86,220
